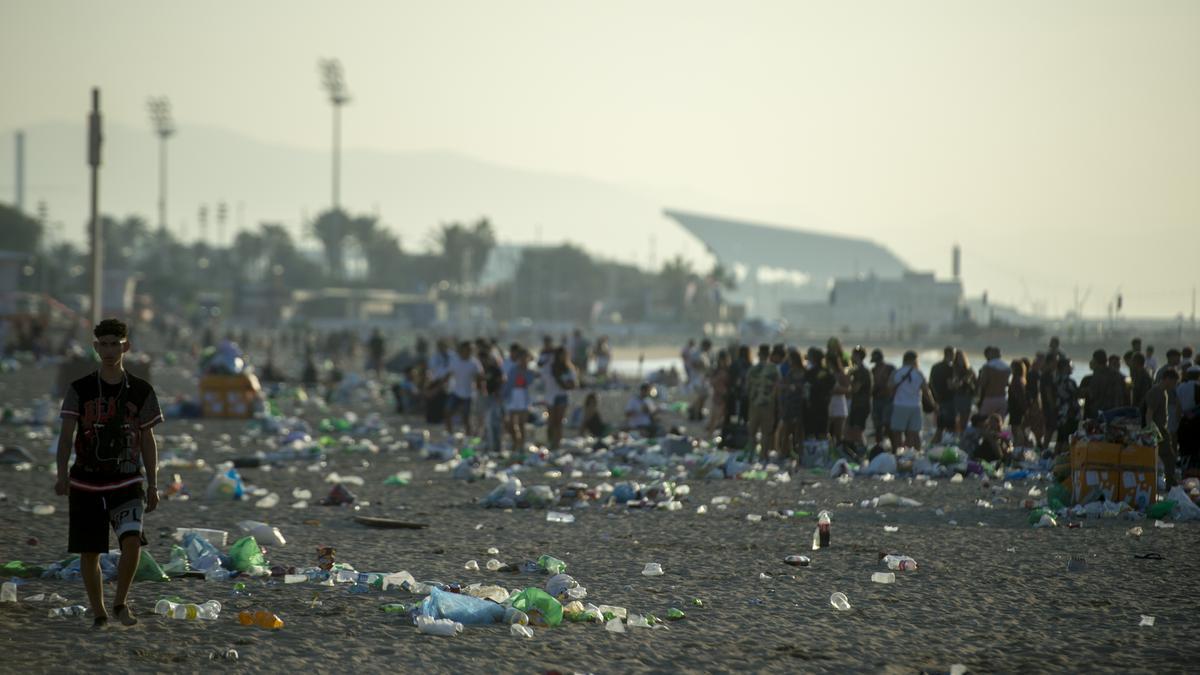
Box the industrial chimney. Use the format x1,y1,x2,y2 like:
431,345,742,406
952,244,961,281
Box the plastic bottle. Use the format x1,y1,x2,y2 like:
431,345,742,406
546,511,575,523
537,555,567,574
1,582,16,603
510,623,534,638
32,504,55,516
883,555,918,571
871,572,896,584
238,609,284,629
47,604,88,618
485,559,504,572
504,607,530,625
817,511,831,548
283,574,307,584
641,562,664,576
156,599,222,620
464,560,480,571
784,555,811,567
415,615,462,636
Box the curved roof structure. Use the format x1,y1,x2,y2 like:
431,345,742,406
663,208,909,282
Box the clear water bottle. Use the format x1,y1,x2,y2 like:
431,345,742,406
1,582,17,603
47,605,88,618
871,572,896,584
817,511,831,548
415,615,462,636
883,555,918,571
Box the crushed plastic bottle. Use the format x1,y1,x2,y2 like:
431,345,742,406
884,525,899,533
1,582,16,603
1127,527,1144,538
485,559,504,572
871,572,896,584
546,511,575,524
641,563,664,576
510,623,534,638
464,560,480,571
415,615,462,637
1154,521,1175,529
666,608,686,620
47,604,88,618
156,599,222,620
829,592,851,611
784,555,811,567
32,504,55,516
255,492,280,509
238,609,284,629
882,554,918,571
1139,615,1155,627
605,617,626,633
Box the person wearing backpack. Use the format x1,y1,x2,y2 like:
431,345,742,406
889,350,934,451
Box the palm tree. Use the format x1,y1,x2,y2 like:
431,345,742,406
312,208,351,280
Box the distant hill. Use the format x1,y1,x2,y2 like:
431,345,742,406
0,121,709,264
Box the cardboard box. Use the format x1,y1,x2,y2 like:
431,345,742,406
200,374,262,419
1118,444,1158,511
1070,442,1122,504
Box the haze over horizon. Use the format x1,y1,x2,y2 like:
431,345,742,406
1,0,1197,319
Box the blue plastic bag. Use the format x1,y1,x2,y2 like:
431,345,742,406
419,587,505,625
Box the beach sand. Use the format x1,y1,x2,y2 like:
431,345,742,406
0,360,1195,674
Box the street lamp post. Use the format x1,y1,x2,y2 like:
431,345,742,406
147,97,175,232
318,59,351,211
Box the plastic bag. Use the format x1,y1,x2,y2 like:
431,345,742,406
865,453,898,475
510,588,563,627
206,467,245,500
1167,486,1200,521
228,536,266,572
419,587,506,625
162,545,190,577
238,520,286,546
134,550,169,582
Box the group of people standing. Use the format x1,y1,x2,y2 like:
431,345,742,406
681,336,1200,483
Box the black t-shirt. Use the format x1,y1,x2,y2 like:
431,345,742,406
930,361,953,402
481,355,504,396
850,364,873,406
60,371,163,490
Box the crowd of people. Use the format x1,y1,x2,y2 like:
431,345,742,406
149,321,1198,486
679,335,1199,485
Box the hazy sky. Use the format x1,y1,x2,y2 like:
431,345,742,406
2,0,1198,318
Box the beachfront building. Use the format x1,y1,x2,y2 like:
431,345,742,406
663,208,909,321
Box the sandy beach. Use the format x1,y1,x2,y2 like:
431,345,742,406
0,359,1195,674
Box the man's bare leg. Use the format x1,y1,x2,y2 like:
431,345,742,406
113,535,140,625
80,552,107,627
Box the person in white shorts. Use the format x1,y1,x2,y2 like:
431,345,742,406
889,350,934,450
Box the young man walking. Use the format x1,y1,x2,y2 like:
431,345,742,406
55,319,163,628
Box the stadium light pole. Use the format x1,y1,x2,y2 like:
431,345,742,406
147,96,175,232
318,59,351,211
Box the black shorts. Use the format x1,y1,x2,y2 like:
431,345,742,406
68,483,146,553
848,401,871,429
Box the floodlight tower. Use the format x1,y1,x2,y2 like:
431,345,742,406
318,59,351,211
147,96,175,232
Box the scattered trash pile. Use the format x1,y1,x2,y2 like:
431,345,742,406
2,523,687,638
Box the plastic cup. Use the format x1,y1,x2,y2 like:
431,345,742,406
830,592,851,611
